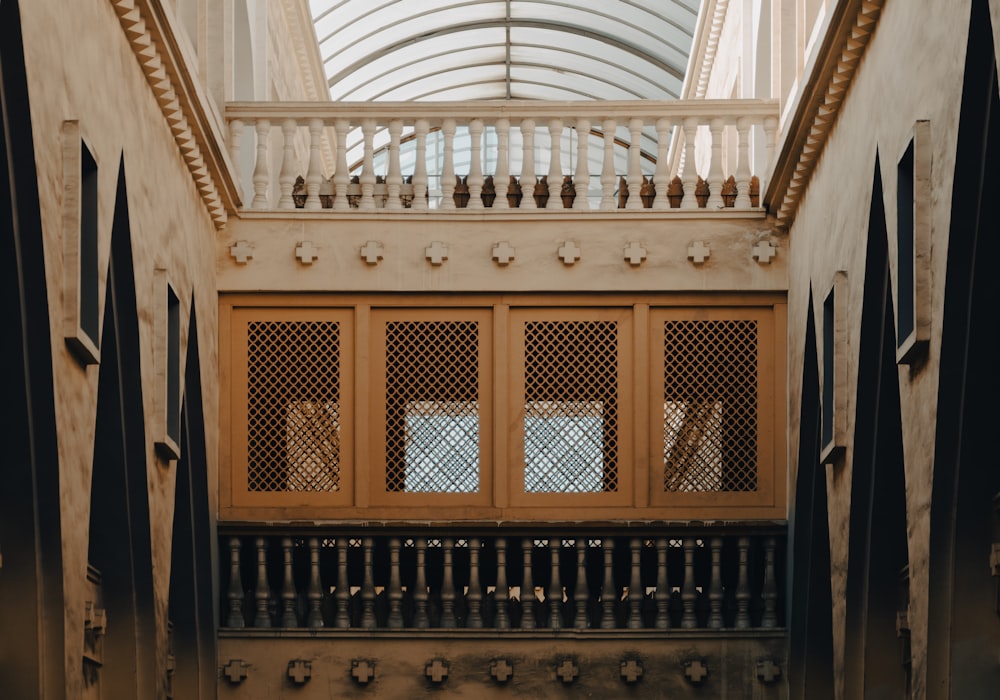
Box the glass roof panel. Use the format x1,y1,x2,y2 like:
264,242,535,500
311,0,701,102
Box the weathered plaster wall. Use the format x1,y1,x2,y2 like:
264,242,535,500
782,0,974,697
18,0,221,695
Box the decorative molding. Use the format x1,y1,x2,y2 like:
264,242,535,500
110,0,237,229
685,0,730,99
765,0,886,228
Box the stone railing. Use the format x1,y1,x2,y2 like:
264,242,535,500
225,100,779,213
219,523,784,632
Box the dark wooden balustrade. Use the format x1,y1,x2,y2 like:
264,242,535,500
220,524,785,633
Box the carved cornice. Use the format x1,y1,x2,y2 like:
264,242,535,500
764,0,885,228
685,0,730,99
111,0,236,229
278,0,330,102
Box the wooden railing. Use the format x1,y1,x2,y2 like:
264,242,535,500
225,100,779,213
220,523,785,633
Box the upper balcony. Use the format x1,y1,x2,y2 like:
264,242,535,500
225,98,779,215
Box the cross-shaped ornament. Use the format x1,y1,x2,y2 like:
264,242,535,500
425,659,449,683
756,659,781,684
556,659,579,683
223,659,248,684
287,659,311,685
688,240,711,264
295,241,318,265
752,240,777,264
492,241,516,266
425,241,449,266
351,660,375,685
229,240,254,265
620,659,643,684
558,241,581,265
490,658,513,683
360,240,384,265
684,659,708,685
623,241,647,266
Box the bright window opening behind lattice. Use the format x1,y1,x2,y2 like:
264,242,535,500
385,320,481,493
523,320,619,493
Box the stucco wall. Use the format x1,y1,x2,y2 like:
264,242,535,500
782,0,974,697
18,0,221,695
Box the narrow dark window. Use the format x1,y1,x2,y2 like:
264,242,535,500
166,284,181,446
80,142,99,346
897,139,915,347
822,287,836,452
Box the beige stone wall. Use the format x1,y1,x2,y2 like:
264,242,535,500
782,0,975,697
18,0,221,695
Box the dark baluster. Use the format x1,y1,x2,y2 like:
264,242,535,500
495,537,510,629
628,537,643,629
707,537,724,629
360,537,376,629
388,537,404,629
467,538,484,628
680,538,697,629
600,538,616,629
441,538,457,628
253,537,272,628
654,537,670,630
574,539,590,629
413,538,430,629
306,538,324,628
226,537,245,628
735,536,751,629
334,538,350,628
548,538,563,629
761,536,778,628
280,537,298,627
521,538,536,629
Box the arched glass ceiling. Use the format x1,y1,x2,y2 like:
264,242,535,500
310,0,701,102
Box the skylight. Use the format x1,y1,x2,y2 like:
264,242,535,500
310,0,701,102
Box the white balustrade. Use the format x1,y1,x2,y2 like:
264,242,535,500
225,100,778,213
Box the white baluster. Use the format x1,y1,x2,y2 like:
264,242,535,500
413,118,429,211
600,118,616,210
494,118,510,209
573,118,590,210
441,118,457,209
681,117,699,210
278,119,297,209
305,118,323,210
547,118,563,205
654,117,671,210
387,119,403,210
626,118,643,210
735,117,753,209
706,117,725,209
520,119,536,208
333,118,350,211
359,118,376,210
229,118,244,204
251,119,270,209
468,118,484,209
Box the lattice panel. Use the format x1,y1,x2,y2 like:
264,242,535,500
247,321,341,492
523,321,619,492
662,320,758,492
384,321,480,492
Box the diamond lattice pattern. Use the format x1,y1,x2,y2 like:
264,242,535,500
523,321,619,492
247,321,341,492
385,321,480,492
662,320,758,492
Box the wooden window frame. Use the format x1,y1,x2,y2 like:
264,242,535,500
228,305,355,508
648,306,778,508
369,307,494,508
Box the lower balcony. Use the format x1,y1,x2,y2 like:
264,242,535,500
218,523,787,697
